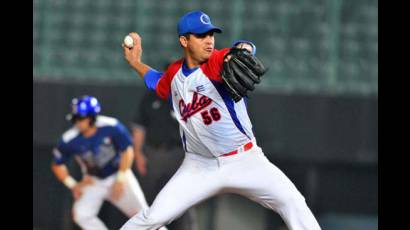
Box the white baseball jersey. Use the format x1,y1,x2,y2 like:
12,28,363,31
154,48,255,157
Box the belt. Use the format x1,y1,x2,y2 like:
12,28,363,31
222,141,253,157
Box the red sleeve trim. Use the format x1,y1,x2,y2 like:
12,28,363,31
155,59,183,100
200,48,230,82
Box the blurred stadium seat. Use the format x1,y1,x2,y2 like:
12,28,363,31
33,0,377,93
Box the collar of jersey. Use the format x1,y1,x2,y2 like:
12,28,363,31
79,128,99,139
182,60,199,77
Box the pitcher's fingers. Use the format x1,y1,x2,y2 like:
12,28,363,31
129,32,141,45
123,45,130,55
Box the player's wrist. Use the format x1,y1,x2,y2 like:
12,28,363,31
116,170,126,182
235,43,253,54
63,176,78,189
130,58,142,69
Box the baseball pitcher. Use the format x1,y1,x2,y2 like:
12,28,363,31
120,11,321,230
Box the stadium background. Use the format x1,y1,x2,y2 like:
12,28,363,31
33,0,378,229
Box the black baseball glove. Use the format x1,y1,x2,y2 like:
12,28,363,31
221,48,267,102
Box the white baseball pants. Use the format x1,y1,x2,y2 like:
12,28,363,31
120,146,321,230
72,169,167,230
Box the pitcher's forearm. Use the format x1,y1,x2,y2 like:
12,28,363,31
130,61,152,79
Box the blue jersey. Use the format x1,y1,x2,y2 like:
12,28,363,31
52,115,133,178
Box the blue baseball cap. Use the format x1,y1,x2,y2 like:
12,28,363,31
177,11,222,36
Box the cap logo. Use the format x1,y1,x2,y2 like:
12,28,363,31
200,14,211,24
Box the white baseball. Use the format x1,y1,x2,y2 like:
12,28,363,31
124,35,134,48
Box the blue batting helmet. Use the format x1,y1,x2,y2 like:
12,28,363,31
66,95,101,121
